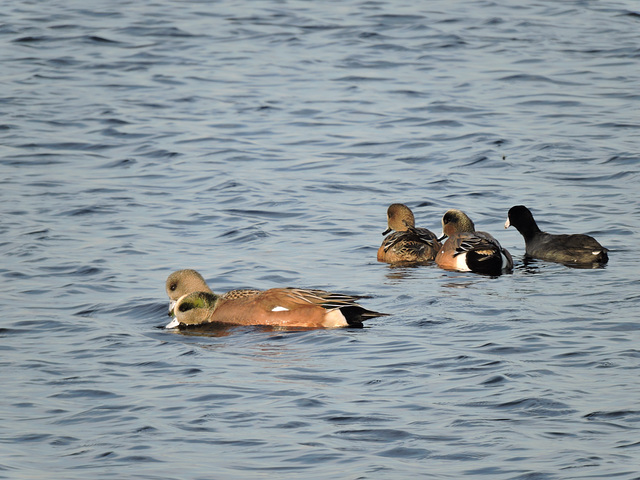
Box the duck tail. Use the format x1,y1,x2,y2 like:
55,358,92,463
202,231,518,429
466,250,504,276
339,306,389,327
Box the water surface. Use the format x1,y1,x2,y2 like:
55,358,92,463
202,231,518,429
1,1,639,478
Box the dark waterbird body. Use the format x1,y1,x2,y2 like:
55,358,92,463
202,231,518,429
436,209,513,275
505,205,609,266
165,270,388,329
378,203,441,264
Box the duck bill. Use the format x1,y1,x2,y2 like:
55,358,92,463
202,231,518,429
165,318,180,329
504,219,511,229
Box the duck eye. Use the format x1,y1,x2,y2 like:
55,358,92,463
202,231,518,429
170,283,177,291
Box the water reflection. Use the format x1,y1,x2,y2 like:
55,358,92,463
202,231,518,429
561,261,608,270
169,323,350,338
440,280,478,289
516,256,607,272
170,323,252,337
517,257,543,275
383,263,428,282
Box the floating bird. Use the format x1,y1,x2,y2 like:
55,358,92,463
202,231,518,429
378,203,441,264
505,205,608,266
436,209,513,275
165,270,388,329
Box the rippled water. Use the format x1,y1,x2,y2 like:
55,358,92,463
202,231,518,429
2,0,639,478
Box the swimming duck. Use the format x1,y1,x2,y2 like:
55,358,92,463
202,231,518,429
377,203,441,264
436,209,513,275
165,270,388,329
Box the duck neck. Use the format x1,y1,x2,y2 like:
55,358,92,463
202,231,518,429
204,293,222,313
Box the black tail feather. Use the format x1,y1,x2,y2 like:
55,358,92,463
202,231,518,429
339,306,389,327
466,251,504,276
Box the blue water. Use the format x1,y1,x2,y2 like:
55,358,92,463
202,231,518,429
1,0,639,478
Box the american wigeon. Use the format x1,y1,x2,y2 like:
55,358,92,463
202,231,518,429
436,209,513,275
377,203,442,264
505,205,608,266
165,271,388,329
